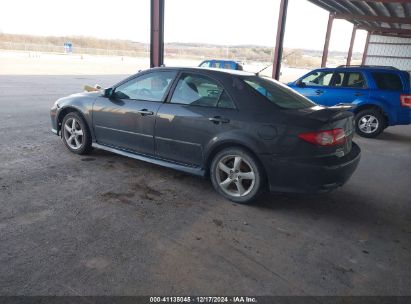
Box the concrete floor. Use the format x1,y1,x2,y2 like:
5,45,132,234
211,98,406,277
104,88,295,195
0,75,410,296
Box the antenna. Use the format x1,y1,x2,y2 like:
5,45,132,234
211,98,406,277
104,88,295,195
256,65,272,76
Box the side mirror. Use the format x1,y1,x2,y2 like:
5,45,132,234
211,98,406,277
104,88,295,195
295,79,305,88
103,88,114,98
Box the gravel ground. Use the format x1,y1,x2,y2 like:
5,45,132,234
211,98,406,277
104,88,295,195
0,75,410,296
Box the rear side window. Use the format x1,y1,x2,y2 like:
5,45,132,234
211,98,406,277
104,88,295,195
170,73,235,109
345,72,366,88
243,76,315,109
331,72,366,88
210,62,221,68
372,73,403,91
223,62,232,69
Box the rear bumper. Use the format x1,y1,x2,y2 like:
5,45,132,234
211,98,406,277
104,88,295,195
395,111,411,126
261,142,361,193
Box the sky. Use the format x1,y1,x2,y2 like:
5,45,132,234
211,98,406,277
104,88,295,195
0,0,367,52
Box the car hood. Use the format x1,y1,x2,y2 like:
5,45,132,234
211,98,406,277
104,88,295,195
55,91,102,109
58,91,100,102
68,91,102,98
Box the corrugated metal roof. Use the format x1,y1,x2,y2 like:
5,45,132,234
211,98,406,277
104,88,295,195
308,0,411,37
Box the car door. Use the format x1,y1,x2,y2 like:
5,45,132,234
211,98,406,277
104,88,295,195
292,70,334,105
322,70,369,106
154,72,237,166
92,70,177,155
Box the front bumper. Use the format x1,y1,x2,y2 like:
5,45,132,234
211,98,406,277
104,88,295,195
50,106,59,135
261,142,361,193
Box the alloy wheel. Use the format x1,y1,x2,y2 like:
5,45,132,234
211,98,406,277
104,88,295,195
63,117,84,150
215,155,256,197
358,115,379,134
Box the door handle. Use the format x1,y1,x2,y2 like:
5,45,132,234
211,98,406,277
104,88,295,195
209,116,230,124
136,109,154,116
315,89,324,95
354,92,362,97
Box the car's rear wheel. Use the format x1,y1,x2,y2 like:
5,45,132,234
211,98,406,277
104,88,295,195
210,147,264,204
62,112,92,154
355,109,385,138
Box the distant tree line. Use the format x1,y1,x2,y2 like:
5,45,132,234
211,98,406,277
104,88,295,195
0,33,361,68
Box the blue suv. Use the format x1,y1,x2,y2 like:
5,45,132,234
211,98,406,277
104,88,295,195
288,66,411,138
199,60,243,71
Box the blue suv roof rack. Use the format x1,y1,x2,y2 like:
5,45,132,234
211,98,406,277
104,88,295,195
336,65,399,70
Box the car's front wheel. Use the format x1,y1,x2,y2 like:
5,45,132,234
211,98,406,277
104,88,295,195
61,112,92,154
210,147,264,204
355,109,385,138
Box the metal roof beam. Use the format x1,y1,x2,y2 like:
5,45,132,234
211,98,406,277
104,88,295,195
358,25,411,35
349,0,411,3
403,3,411,16
150,0,164,68
335,13,411,24
272,0,289,80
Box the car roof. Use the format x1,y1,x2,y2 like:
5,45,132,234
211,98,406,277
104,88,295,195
315,66,407,73
150,66,255,77
200,59,240,63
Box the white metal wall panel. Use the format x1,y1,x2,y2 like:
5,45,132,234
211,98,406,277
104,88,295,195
365,35,411,71
370,35,411,44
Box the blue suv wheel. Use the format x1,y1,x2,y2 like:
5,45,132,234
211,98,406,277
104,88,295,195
355,109,385,138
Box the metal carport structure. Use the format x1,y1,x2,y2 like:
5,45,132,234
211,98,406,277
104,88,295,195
308,0,411,71
149,0,411,79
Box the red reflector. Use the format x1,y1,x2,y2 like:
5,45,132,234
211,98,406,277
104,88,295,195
400,94,411,107
299,128,346,146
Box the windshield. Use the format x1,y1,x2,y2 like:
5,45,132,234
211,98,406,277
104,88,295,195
242,76,316,109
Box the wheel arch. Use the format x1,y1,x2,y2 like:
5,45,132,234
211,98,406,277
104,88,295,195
353,103,389,126
57,107,91,136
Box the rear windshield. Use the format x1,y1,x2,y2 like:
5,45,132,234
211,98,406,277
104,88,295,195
372,72,403,91
242,76,316,109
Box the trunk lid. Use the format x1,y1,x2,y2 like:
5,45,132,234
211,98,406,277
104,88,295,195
292,105,355,157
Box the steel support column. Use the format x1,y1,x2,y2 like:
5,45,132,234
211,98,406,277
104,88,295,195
272,0,289,80
362,31,371,65
321,12,335,68
150,0,165,68
346,25,357,66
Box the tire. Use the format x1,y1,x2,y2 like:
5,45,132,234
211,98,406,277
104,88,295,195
61,112,92,155
210,147,264,204
355,109,385,138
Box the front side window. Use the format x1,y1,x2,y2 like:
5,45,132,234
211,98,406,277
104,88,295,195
244,76,315,109
170,73,235,109
332,72,344,87
114,71,176,101
200,61,211,68
301,71,333,87
372,72,403,91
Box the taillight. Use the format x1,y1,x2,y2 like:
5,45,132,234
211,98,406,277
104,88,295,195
298,128,347,146
400,94,411,107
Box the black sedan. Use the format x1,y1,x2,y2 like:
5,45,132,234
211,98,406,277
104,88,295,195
50,67,360,203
